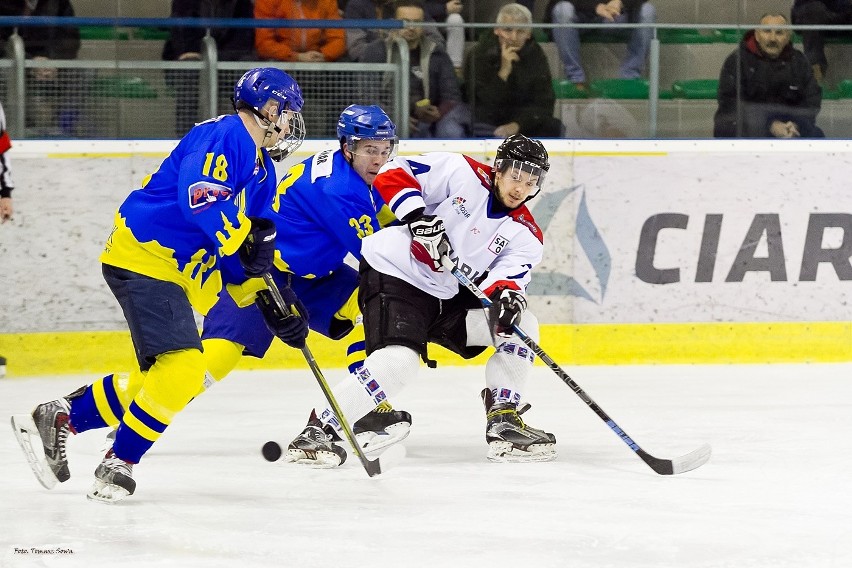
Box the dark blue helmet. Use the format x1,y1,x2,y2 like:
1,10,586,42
233,67,305,161
234,67,304,114
337,104,397,147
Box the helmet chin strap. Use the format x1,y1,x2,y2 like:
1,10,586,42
248,107,282,148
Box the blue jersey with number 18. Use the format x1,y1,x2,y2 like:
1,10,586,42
100,114,277,315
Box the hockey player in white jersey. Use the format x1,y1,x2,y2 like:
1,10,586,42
299,134,556,463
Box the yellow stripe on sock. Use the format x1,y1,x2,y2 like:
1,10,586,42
92,379,120,427
121,409,161,442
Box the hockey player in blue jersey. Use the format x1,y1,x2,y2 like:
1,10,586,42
200,104,412,467
11,67,307,503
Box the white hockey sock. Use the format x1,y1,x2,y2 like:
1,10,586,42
318,345,419,433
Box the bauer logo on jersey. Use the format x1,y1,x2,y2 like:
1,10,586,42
488,234,509,255
188,181,233,210
451,196,471,218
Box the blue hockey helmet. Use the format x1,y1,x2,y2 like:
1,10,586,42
234,67,304,114
233,67,305,161
337,104,398,159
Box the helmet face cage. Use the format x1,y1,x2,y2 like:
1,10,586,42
267,111,306,162
233,67,306,162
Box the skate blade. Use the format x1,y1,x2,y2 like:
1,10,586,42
486,441,557,463
284,448,343,468
87,479,131,504
10,414,59,490
358,423,411,456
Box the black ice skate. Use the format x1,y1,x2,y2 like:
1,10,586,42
88,449,136,503
11,390,81,489
353,400,412,455
286,412,348,468
481,388,557,463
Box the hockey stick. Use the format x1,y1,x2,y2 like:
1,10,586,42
261,274,383,477
441,256,711,475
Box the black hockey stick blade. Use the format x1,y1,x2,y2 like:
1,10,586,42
638,444,712,475
441,256,712,476
262,274,383,477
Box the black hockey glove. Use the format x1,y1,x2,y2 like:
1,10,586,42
408,214,450,272
238,217,277,278
488,288,527,336
255,288,309,349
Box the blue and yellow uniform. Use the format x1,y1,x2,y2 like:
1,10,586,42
203,147,395,374
69,115,281,464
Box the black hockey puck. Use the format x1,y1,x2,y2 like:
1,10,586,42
262,440,282,462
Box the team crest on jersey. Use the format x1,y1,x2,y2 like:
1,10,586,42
488,234,509,255
451,196,471,218
188,181,233,209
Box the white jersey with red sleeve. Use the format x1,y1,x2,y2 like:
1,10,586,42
362,152,544,300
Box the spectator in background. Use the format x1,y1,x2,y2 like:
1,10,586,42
466,3,562,138
344,0,446,62
255,0,346,62
365,0,469,138
424,0,465,73
255,0,346,137
0,0,82,137
714,13,824,139
791,0,852,85
0,101,15,223
545,0,655,88
162,0,256,137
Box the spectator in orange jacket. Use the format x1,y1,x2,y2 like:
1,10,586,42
255,0,347,62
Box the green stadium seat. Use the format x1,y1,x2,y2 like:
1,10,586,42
657,29,717,44
132,28,170,41
91,76,158,99
552,79,588,99
671,79,719,99
588,78,673,99
79,26,131,41
836,79,852,98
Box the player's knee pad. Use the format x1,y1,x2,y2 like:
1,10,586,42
202,338,244,382
465,309,541,347
136,348,206,422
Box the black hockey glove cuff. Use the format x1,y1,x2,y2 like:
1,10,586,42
255,288,309,349
239,217,277,278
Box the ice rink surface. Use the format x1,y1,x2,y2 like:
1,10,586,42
1,363,851,568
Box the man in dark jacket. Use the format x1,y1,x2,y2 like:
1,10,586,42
545,0,655,86
791,0,852,84
466,3,562,138
0,0,81,136
162,0,256,136
714,13,824,139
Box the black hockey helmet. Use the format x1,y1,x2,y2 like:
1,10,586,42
493,134,550,202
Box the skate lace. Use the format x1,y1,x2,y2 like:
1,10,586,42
104,451,133,477
56,418,70,463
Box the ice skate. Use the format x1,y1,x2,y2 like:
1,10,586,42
482,388,556,463
286,412,348,468
354,400,412,455
11,394,76,489
88,449,136,503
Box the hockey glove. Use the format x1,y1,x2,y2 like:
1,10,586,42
408,214,450,272
488,288,527,336
255,288,309,349
238,217,277,278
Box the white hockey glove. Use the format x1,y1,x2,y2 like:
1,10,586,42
408,214,450,272
488,288,527,335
